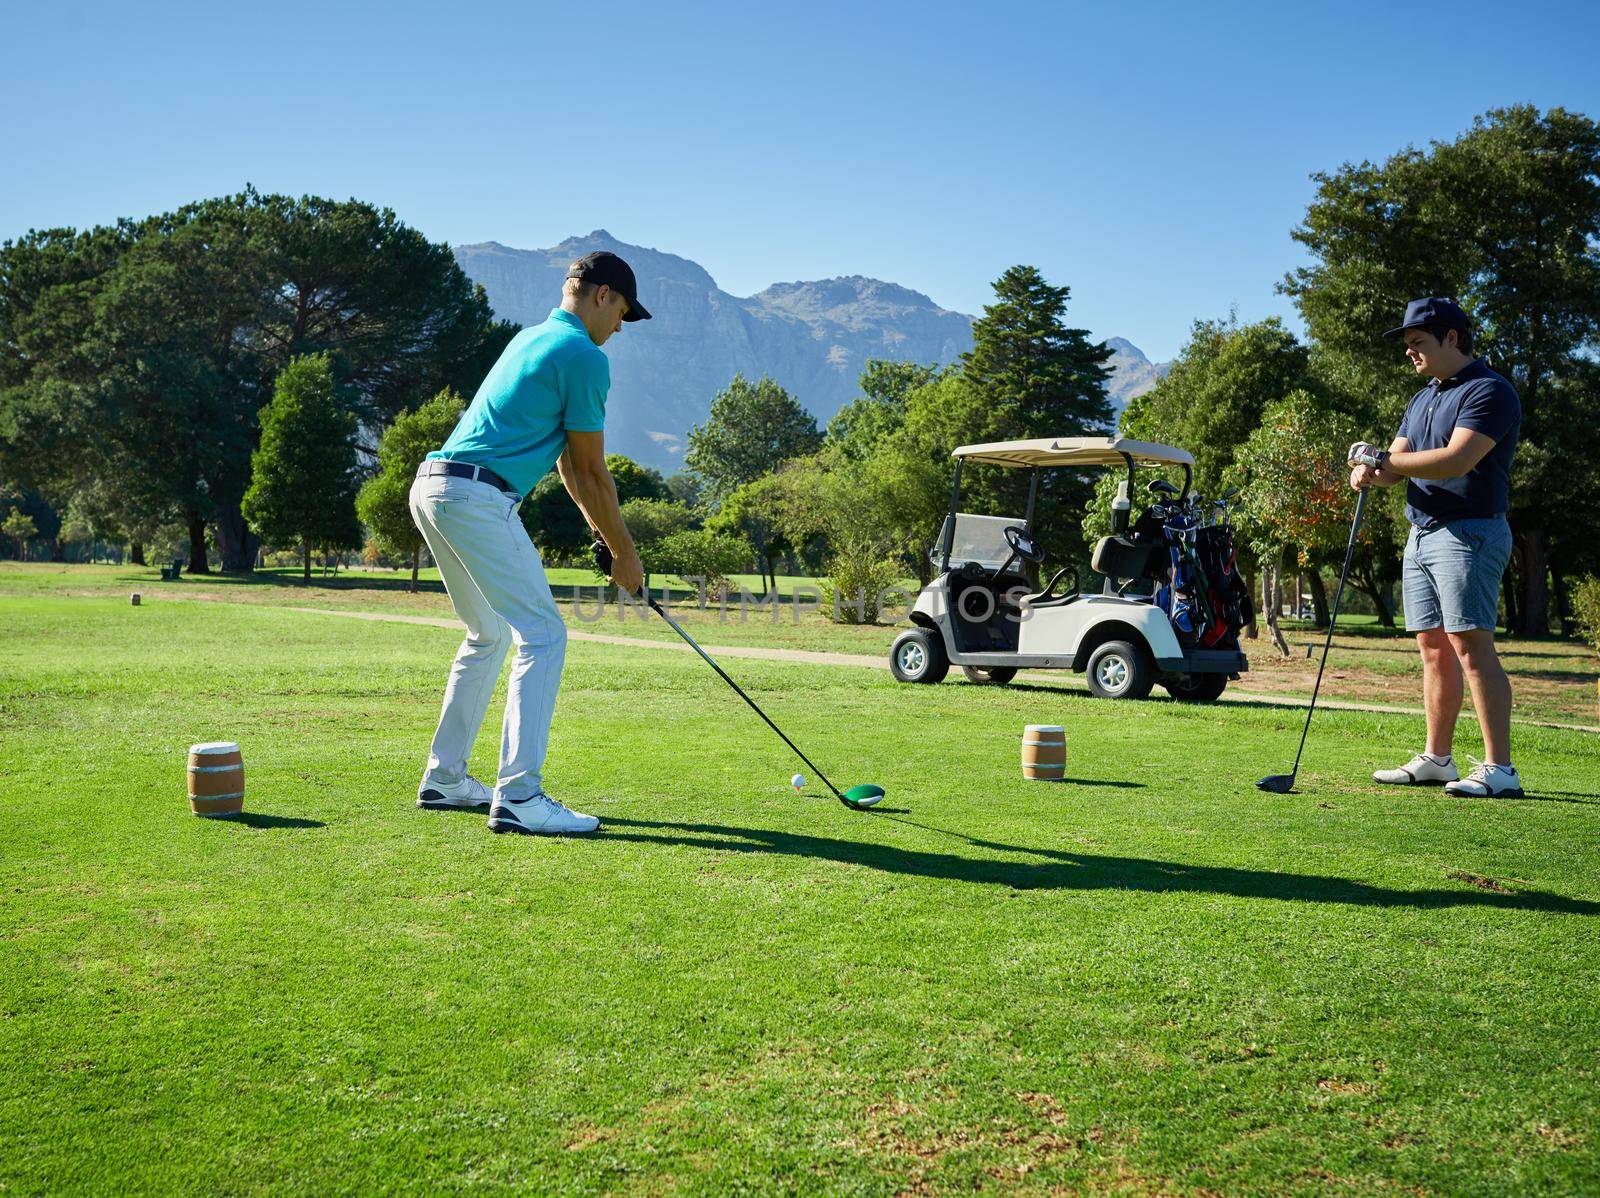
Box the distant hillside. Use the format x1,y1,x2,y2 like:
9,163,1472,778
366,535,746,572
1102,336,1172,417
454,233,1166,469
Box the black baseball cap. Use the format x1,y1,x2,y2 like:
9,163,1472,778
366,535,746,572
1384,296,1469,339
566,251,651,321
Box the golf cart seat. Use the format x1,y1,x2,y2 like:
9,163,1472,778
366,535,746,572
1020,565,1078,609
1092,535,1163,593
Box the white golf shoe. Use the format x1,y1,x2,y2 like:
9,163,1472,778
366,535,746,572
1372,753,1458,786
1444,759,1525,799
487,793,600,836
417,774,494,810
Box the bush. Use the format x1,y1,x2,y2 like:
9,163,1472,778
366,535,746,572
819,535,907,624
649,530,749,601
1572,575,1600,656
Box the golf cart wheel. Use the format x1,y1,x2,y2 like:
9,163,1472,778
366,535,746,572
890,628,949,684
961,665,1018,686
1085,640,1154,700
1164,673,1228,702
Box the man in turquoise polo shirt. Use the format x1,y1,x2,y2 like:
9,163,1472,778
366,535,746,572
408,251,648,835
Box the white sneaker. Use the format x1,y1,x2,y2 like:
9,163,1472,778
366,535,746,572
1444,759,1525,798
1373,753,1458,786
417,774,494,810
487,793,600,836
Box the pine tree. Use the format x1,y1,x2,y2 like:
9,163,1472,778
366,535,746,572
961,266,1114,438
958,267,1115,567
241,354,363,581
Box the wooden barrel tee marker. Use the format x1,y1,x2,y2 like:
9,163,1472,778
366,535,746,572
1021,725,1065,781
188,741,244,817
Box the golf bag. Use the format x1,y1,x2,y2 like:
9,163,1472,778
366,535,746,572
1154,510,1205,637
1191,523,1252,647
1152,508,1251,649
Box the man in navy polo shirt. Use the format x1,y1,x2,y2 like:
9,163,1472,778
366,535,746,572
407,251,649,834
1348,297,1524,797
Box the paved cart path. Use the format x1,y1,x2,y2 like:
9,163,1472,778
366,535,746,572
176,597,1599,735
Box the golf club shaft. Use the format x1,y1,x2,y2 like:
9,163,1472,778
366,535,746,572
1285,486,1370,778
646,598,847,801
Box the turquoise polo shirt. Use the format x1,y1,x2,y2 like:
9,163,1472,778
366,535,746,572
428,307,609,496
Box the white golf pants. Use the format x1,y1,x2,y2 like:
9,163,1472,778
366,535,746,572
408,472,567,801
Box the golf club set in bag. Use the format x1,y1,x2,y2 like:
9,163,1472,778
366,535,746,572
1132,480,1253,649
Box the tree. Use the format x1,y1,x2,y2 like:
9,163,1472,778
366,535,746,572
684,374,822,507
706,473,793,593
356,388,466,591
825,360,941,460
751,452,916,621
856,372,993,583
665,471,704,510
241,355,363,581
605,454,670,504
619,497,695,590
0,189,509,573
2,507,35,559
962,265,1114,439
1228,392,1394,643
1283,105,1600,633
519,475,591,565
1123,318,1320,496
959,266,1115,568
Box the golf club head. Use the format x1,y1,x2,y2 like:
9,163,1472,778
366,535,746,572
843,784,886,810
1256,774,1296,794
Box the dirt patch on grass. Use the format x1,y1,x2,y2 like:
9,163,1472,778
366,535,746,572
1445,870,1514,894
1243,635,1599,725
1316,1078,1376,1096
563,1123,620,1150
1535,1122,1581,1151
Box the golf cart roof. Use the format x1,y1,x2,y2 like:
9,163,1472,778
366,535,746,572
951,437,1195,470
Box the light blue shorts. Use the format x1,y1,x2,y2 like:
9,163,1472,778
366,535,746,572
1403,516,1511,633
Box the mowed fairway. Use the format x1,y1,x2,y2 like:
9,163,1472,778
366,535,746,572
2,594,1599,1196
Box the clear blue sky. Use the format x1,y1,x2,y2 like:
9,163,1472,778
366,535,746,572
3,0,1597,361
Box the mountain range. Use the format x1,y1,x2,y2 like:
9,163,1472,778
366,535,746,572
452,232,1168,472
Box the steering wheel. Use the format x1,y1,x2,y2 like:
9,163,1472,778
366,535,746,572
1004,525,1044,563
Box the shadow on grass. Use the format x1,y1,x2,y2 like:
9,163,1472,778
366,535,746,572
118,568,807,612
120,570,449,597
601,816,1600,914
1505,790,1600,806
216,812,326,830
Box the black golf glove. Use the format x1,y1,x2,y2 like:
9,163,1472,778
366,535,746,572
591,536,613,576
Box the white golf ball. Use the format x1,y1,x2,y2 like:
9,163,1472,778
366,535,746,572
791,774,806,789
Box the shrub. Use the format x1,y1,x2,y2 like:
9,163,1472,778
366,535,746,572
649,530,749,601
1572,575,1600,656
819,535,907,624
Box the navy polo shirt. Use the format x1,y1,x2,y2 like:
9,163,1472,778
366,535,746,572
1394,358,1521,529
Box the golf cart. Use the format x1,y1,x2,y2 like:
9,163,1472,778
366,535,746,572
888,437,1250,700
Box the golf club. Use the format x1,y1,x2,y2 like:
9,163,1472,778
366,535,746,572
1257,485,1370,794
591,539,885,811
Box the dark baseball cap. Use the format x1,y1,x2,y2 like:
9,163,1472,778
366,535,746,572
566,251,651,321
1384,296,1469,339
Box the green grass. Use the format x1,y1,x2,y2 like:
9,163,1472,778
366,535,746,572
2,591,1599,1194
